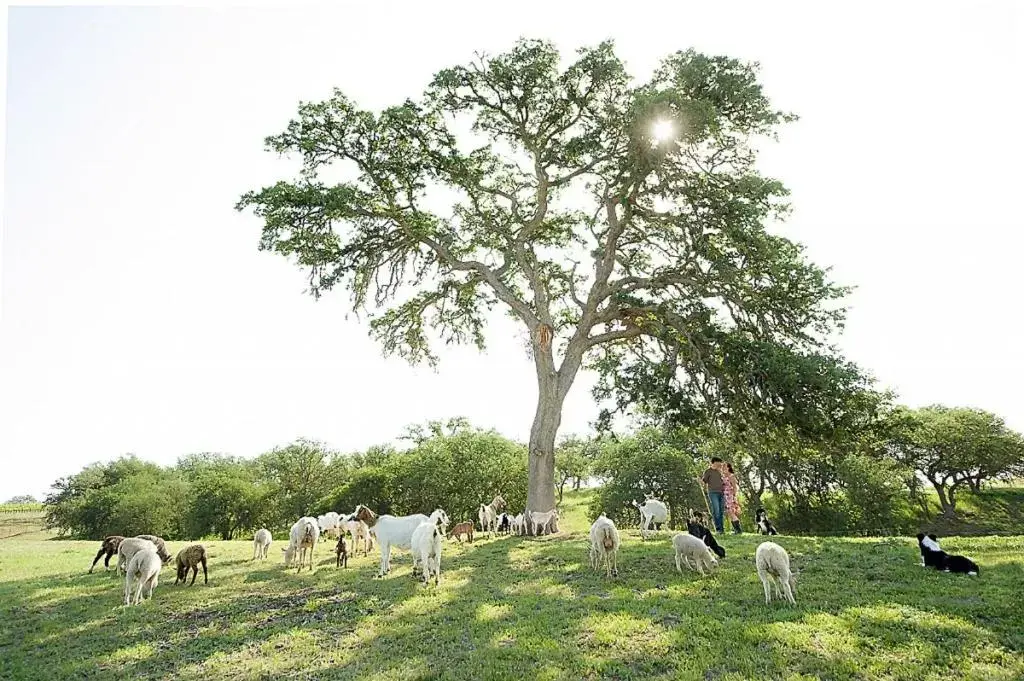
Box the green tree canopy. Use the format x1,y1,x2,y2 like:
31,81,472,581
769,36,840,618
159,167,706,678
237,39,846,512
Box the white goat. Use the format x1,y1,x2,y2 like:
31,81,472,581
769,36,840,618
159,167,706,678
252,528,272,560
633,497,669,539
755,541,799,605
339,515,374,556
353,505,449,578
478,495,507,536
588,514,621,578
116,537,158,575
529,508,560,536
283,516,320,572
672,532,718,576
411,518,445,586
318,512,341,539
124,547,162,606
511,513,526,536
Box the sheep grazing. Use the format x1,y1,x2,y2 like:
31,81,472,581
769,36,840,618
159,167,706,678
633,497,669,539
89,535,125,573
335,535,348,568
174,544,209,585
447,521,474,543
529,508,559,536
116,537,158,575
411,517,445,586
755,541,798,605
124,547,162,606
283,516,321,573
253,528,272,560
672,532,718,576
588,514,621,578
353,505,449,578
478,495,507,536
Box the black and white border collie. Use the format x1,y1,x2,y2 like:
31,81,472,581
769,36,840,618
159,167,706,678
687,509,726,558
916,532,980,576
754,508,778,536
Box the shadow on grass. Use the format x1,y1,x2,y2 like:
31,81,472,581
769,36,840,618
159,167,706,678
0,532,1021,680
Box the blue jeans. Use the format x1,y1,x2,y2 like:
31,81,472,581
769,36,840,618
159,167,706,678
708,491,725,532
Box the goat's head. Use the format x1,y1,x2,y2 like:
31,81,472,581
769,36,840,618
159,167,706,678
493,494,507,510
354,505,377,527
282,545,296,566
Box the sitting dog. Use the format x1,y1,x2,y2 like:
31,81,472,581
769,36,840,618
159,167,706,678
916,532,979,576
687,509,726,559
335,535,348,568
755,508,778,536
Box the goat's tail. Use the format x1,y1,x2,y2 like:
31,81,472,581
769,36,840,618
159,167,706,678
601,525,616,550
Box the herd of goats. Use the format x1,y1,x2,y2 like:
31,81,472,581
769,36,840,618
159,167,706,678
87,494,980,608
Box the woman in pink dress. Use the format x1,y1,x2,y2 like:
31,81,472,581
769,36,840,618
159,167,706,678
724,462,743,533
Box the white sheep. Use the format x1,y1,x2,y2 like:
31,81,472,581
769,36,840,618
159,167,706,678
124,547,161,606
633,497,669,539
672,532,718,576
252,528,272,560
410,518,445,585
588,514,621,578
755,541,799,605
116,537,158,576
352,505,449,578
283,516,321,572
529,509,559,536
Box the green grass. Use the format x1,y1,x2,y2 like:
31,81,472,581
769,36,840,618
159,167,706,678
1,492,1022,680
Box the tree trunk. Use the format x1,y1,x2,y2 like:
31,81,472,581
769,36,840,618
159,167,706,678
527,383,562,515
526,332,584,527
932,479,957,517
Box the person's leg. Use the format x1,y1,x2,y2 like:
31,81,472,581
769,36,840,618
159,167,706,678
708,491,725,533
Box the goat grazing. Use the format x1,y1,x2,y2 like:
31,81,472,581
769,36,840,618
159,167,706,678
588,514,621,578
478,495,507,536
318,512,342,540
175,544,209,585
124,547,162,606
633,497,669,539
253,528,272,560
411,517,445,585
116,537,158,575
447,521,474,543
283,516,321,572
755,541,799,604
89,535,124,573
135,534,173,564
672,532,718,576
353,505,449,578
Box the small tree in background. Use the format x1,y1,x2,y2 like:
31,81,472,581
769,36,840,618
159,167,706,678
237,39,846,514
887,405,1024,517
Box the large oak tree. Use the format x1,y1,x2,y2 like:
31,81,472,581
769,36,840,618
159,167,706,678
237,39,846,514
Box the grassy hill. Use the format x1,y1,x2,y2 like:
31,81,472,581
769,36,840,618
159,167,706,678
1,491,1022,680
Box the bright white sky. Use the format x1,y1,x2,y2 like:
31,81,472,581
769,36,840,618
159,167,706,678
2,2,1022,501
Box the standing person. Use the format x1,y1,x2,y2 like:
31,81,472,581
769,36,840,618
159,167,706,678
724,462,742,534
701,457,726,533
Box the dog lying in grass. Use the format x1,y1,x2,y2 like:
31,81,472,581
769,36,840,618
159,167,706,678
916,532,979,576
687,509,726,558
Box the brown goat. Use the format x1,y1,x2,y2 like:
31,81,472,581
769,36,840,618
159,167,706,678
136,534,173,564
447,521,474,543
174,544,208,585
335,535,348,568
89,535,125,573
